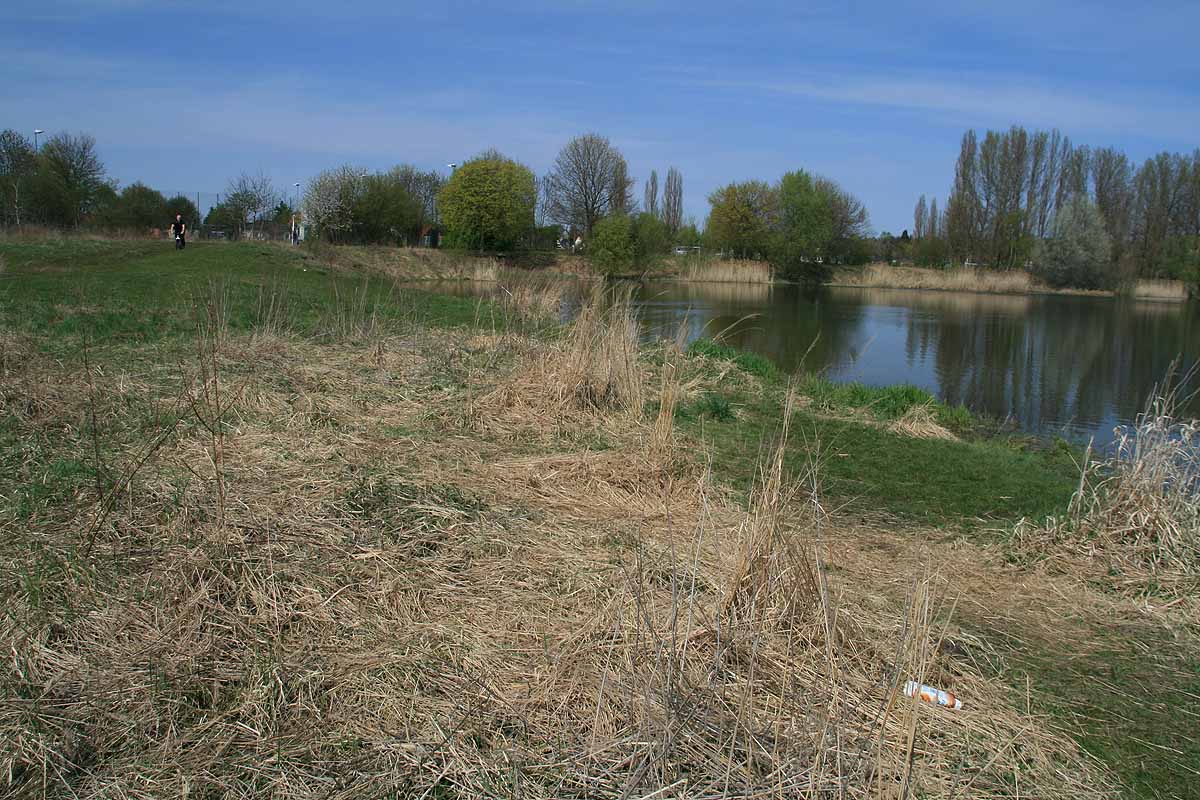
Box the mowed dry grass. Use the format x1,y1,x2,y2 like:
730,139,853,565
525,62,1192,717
0,286,1124,798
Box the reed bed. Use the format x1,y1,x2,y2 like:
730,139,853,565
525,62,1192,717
1012,379,1200,598
0,283,1117,799
838,264,1035,295
682,258,773,284
1131,278,1190,302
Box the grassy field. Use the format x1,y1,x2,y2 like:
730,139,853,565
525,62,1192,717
1,238,1196,798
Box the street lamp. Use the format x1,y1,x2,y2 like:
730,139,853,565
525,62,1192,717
292,183,302,245
448,163,457,173
34,129,44,153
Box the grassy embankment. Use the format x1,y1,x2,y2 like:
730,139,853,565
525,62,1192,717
1,238,1196,798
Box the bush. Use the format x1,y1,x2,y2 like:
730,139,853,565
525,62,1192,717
1160,236,1199,296
588,213,635,275
1032,195,1114,289
770,234,833,286
632,212,670,269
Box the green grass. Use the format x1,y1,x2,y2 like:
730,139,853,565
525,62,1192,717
797,373,976,430
684,339,1077,527
991,622,1200,800
0,239,491,356
687,339,781,380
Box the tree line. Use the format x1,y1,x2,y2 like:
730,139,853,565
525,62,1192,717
0,129,196,230
302,133,700,269
913,126,1200,289
702,171,872,284
0,128,311,238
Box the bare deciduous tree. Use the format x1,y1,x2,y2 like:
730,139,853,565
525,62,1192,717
39,132,106,227
543,133,631,234
913,195,927,240
643,169,658,218
1090,147,1134,267
610,158,634,216
388,164,444,224
663,166,683,234
815,176,870,247
226,171,279,232
0,129,35,226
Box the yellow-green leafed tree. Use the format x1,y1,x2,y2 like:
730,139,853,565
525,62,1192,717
438,155,537,252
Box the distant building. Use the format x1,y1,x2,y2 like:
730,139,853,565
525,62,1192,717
420,225,441,248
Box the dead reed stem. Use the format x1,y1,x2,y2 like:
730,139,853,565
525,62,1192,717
1012,372,1200,598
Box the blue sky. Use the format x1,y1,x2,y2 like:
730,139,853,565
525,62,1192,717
3,0,1198,233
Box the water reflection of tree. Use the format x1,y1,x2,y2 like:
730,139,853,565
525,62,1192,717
636,282,868,376
902,292,1198,434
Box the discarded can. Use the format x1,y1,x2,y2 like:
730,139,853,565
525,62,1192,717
904,680,963,710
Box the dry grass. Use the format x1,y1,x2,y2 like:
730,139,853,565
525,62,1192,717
839,265,1193,303
682,259,773,284
467,288,644,441
889,404,958,441
1012,377,1200,599
837,264,1036,295
0,224,164,242
491,273,578,331
0,289,1119,798
1131,278,1190,302
310,242,502,282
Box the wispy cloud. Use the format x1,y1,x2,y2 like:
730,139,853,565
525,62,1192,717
684,71,1200,142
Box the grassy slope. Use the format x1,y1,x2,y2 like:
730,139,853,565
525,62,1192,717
683,340,1080,528
0,239,495,537
0,239,485,351
2,239,1197,798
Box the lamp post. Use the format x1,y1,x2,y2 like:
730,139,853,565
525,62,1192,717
292,183,301,245
448,163,456,173
34,129,44,153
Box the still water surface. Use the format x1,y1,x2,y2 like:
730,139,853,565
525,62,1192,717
441,280,1199,446
638,282,1199,444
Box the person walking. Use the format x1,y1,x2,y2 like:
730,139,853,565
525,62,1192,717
171,213,187,250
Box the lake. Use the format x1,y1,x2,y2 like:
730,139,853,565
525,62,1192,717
439,279,1200,445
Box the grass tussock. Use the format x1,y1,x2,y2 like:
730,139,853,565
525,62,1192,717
1011,380,1200,598
682,258,773,284
469,289,643,439
492,273,574,331
889,404,959,441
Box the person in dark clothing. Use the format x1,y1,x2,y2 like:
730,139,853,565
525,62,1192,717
171,214,187,249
